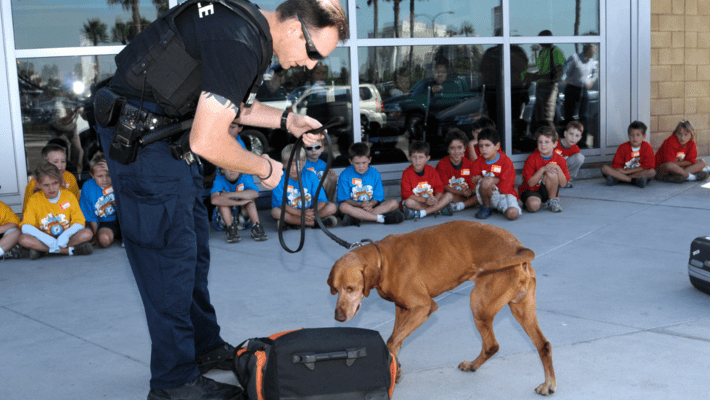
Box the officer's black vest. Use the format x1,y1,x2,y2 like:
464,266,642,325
113,0,273,118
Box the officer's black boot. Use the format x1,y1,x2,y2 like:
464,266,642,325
147,375,243,400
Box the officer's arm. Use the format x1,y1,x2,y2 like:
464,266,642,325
237,100,323,146
190,91,283,189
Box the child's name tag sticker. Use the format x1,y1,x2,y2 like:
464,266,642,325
60,202,71,210
352,178,362,186
555,149,563,155
550,161,558,165
103,187,113,195
461,169,471,175
632,151,640,158
676,152,686,161
492,165,502,173
237,183,244,191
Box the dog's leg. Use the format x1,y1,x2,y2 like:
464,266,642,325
387,300,439,383
508,272,556,395
458,280,511,373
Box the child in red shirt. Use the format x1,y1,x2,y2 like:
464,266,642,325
655,120,708,183
436,128,478,211
518,126,570,213
465,116,496,163
554,120,585,187
471,128,521,220
600,121,656,188
401,141,455,219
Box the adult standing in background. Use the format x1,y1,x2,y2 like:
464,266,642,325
530,30,565,134
94,1,347,399
563,43,598,148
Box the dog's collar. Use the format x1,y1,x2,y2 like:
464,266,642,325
372,242,384,270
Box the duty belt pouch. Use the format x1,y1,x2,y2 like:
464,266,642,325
688,236,710,295
94,87,126,128
234,328,397,400
109,116,141,165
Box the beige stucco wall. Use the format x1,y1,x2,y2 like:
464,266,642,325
651,0,710,155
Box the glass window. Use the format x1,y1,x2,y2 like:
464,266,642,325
357,0,502,39
513,42,600,153
11,0,166,49
18,56,118,185
509,0,599,37
359,44,486,162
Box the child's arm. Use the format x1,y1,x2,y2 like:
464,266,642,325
528,166,547,187
466,140,478,162
0,222,19,235
22,224,59,251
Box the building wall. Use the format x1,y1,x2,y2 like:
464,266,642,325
651,0,710,155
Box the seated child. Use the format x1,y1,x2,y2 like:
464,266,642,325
337,143,404,226
471,128,521,220
23,143,80,212
19,162,93,260
435,128,478,211
655,120,709,183
304,138,338,202
228,118,249,149
401,140,455,219
554,120,586,187
1,193,23,260
465,116,496,163
600,121,656,188
79,152,120,248
271,144,338,229
518,126,570,213
211,165,267,243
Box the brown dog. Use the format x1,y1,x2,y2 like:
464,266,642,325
327,220,556,395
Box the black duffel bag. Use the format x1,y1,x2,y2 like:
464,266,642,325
234,327,397,400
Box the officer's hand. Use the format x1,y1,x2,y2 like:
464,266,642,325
260,154,283,190
287,114,324,147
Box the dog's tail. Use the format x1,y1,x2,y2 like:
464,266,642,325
466,247,536,280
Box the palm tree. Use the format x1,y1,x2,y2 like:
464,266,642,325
153,0,169,15
82,18,109,82
384,0,403,38
574,0,581,52
107,0,142,36
112,18,130,45
459,22,474,37
367,0,379,81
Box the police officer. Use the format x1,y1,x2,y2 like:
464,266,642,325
94,1,347,399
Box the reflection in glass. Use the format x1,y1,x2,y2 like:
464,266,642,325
509,0,599,37
359,45,487,161
18,56,117,183
357,0,502,39
11,0,164,49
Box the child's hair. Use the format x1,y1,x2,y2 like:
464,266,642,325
671,120,693,139
565,120,584,133
348,142,370,159
471,116,496,132
89,152,108,174
534,125,558,142
41,143,67,160
477,128,500,145
408,140,430,156
628,120,648,136
281,144,306,163
444,128,469,147
33,162,64,190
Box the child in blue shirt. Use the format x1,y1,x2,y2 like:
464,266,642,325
79,152,120,248
210,166,266,243
271,144,338,229
337,143,404,226
304,138,338,201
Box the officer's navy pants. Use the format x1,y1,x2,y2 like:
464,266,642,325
97,124,225,389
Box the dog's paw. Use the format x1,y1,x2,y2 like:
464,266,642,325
534,382,556,396
395,359,403,383
457,361,477,372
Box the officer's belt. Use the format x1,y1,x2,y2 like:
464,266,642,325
94,87,177,134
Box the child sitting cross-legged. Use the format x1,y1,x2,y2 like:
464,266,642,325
19,162,93,260
654,120,708,183
211,164,267,243
471,128,521,220
1,193,23,260
400,140,455,220
554,120,586,188
600,120,656,188
337,143,404,226
271,144,338,229
518,125,570,213
435,128,478,212
304,138,338,202
79,152,120,248
23,143,80,213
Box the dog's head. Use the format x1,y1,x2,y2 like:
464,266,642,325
327,246,382,322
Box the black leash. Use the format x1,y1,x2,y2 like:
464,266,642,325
278,117,375,253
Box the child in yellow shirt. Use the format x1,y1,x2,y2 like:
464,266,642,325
23,143,80,212
0,193,23,260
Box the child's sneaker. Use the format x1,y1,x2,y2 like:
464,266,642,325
696,170,709,181
634,177,648,188
250,223,268,241
383,210,405,225
546,198,563,213
440,204,454,216
475,206,493,219
226,224,241,243
322,215,338,228
659,173,685,183
341,214,361,227
605,175,619,186
29,249,47,260
2,245,24,260
402,206,418,220
73,242,94,256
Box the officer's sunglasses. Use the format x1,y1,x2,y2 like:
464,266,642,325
298,13,324,61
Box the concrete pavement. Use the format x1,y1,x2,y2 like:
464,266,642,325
1,176,709,400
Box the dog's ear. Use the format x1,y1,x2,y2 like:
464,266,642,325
327,265,337,295
362,263,382,297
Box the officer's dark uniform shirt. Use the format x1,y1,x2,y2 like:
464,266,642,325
111,2,265,115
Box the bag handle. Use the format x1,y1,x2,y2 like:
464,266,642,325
291,347,367,370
